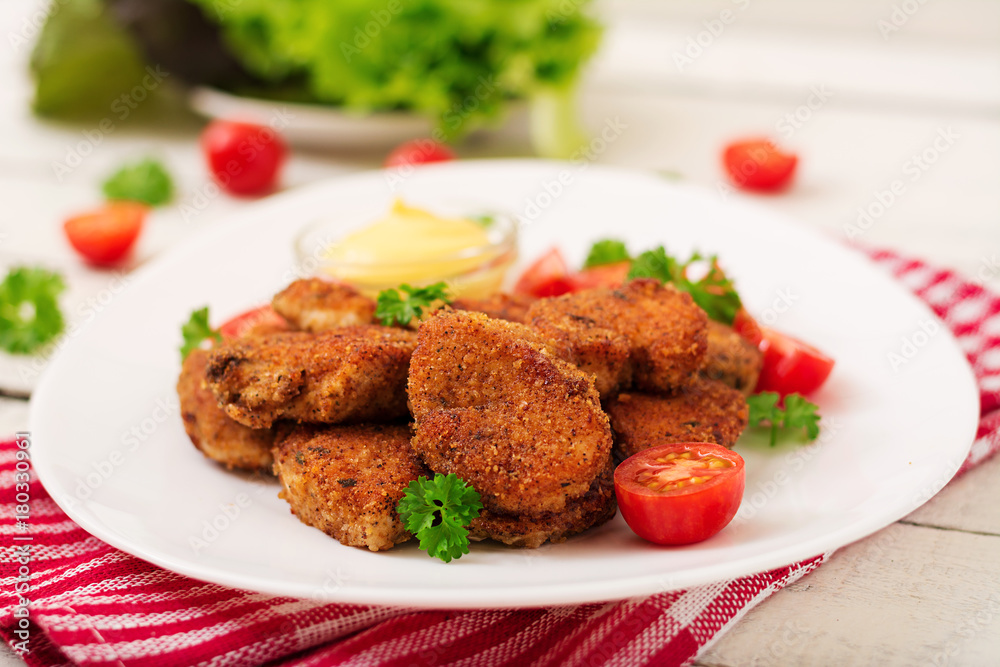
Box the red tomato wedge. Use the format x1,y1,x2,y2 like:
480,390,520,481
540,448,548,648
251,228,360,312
570,261,632,291
218,305,286,339
63,202,147,266
755,327,835,396
723,139,798,191
513,248,575,298
384,139,455,168
615,443,745,545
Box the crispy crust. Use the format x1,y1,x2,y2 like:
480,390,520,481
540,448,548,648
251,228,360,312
177,349,276,472
527,279,708,396
408,310,612,516
701,321,763,395
205,326,416,428
469,461,617,548
451,293,537,324
606,378,749,458
273,424,428,551
272,278,376,332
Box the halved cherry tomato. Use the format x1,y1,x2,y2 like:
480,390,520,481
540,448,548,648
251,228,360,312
732,308,764,347
614,442,745,545
513,248,575,298
755,327,835,396
723,139,798,191
384,139,455,168
570,261,632,291
63,202,147,266
201,120,287,196
218,305,287,339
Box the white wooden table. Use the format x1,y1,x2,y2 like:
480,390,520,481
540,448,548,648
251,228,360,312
2,0,999,664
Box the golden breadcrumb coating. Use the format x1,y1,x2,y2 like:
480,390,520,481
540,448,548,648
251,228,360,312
177,349,277,471
606,378,749,458
408,310,612,516
451,292,536,324
206,326,416,428
469,461,617,548
272,278,376,332
702,321,763,395
273,424,428,551
527,279,708,395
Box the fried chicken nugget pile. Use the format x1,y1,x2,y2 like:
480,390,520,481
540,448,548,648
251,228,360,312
179,271,754,555
408,310,617,543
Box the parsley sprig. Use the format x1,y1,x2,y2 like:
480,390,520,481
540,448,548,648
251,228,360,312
627,246,742,325
0,267,66,355
375,282,451,327
180,306,221,361
583,239,630,268
746,392,821,447
397,473,482,563
102,158,174,207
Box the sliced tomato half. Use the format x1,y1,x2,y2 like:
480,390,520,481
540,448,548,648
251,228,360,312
722,139,798,191
614,442,745,545
513,248,575,298
63,202,147,266
218,305,287,339
755,327,835,396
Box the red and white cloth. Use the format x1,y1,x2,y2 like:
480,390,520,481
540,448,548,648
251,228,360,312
3,248,1000,667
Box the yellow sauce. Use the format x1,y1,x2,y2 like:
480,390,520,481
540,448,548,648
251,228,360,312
324,200,514,298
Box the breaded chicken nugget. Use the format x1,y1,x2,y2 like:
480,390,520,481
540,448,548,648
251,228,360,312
408,310,612,516
177,349,276,471
451,292,536,324
206,326,416,428
272,278,376,332
527,279,708,395
526,308,632,399
606,378,749,458
469,462,617,548
701,321,763,395
273,424,428,551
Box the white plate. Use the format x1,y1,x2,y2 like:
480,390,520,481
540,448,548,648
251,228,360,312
189,87,435,151
30,161,978,609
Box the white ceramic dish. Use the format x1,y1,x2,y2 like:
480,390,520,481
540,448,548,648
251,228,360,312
30,161,978,609
189,86,435,151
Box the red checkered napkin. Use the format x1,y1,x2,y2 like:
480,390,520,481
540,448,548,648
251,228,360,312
3,248,999,667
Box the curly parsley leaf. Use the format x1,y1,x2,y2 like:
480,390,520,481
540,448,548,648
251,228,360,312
583,239,631,268
0,267,65,355
397,473,482,563
627,246,742,325
747,391,821,447
102,158,174,207
180,306,221,361
375,282,451,327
